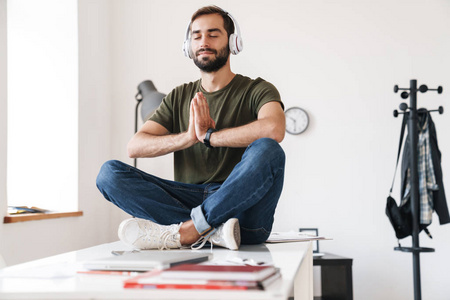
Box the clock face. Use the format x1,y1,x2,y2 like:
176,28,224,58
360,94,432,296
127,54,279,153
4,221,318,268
285,107,309,135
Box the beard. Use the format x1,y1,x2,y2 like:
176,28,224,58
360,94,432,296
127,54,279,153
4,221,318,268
193,45,230,73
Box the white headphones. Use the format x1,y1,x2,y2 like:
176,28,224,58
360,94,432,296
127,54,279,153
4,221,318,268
182,8,243,59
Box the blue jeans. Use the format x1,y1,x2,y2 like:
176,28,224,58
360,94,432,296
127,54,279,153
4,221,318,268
96,138,285,244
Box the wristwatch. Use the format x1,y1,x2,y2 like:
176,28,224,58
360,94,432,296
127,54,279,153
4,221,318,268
203,128,217,148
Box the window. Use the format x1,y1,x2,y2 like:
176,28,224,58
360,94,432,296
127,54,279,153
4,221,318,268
7,0,78,213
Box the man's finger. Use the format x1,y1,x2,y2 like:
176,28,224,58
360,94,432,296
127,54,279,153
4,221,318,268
190,100,195,117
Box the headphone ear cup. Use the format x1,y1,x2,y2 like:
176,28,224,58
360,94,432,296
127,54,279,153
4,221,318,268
235,35,243,54
228,34,236,55
228,33,243,55
183,39,192,58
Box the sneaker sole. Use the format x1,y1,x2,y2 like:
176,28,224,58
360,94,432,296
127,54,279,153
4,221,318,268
117,218,133,246
226,218,241,250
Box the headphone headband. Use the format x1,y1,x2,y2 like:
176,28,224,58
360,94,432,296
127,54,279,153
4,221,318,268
182,8,243,58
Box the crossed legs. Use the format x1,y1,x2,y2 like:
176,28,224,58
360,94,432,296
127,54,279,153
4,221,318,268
96,138,285,245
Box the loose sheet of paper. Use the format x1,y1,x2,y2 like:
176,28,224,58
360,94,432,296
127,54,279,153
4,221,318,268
266,231,327,243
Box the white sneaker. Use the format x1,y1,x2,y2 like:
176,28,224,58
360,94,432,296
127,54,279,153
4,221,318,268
192,218,241,251
118,218,182,250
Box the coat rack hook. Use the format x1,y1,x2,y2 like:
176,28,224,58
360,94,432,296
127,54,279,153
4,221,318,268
419,85,443,94
428,106,444,114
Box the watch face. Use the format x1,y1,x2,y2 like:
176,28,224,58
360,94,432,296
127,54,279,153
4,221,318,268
285,107,309,134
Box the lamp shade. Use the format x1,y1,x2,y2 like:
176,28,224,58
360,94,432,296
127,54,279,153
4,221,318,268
136,80,166,122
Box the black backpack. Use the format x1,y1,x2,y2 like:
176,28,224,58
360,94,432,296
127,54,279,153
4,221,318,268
385,113,432,240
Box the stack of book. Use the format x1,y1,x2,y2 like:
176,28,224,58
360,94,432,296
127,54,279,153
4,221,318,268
124,264,281,290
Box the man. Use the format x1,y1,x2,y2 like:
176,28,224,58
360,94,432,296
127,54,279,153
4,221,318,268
96,6,286,251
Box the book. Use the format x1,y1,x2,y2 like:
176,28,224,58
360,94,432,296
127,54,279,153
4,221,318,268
160,264,277,281
7,206,52,215
123,268,281,290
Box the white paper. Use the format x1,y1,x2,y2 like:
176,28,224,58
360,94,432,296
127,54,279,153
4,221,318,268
266,231,327,243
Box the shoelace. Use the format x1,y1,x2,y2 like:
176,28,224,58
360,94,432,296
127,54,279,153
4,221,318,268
190,226,222,250
191,236,213,251
137,222,182,250
158,223,182,250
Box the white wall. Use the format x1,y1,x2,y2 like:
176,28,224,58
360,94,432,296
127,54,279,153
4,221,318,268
1,0,449,299
108,0,450,299
0,0,7,264
0,0,120,266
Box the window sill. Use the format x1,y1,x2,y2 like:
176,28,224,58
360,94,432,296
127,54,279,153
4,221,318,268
3,211,83,224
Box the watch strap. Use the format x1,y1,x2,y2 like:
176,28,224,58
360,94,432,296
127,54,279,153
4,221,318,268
203,128,217,148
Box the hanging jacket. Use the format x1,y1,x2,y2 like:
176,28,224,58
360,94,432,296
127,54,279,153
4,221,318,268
400,109,450,226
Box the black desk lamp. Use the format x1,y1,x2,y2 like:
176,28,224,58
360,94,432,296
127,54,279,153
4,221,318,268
134,80,166,167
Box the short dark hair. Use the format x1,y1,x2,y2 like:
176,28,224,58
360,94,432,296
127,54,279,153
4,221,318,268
190,6,235,38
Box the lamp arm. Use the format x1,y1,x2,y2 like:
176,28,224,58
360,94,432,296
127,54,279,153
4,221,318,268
135,100,142,134
134,99,143,168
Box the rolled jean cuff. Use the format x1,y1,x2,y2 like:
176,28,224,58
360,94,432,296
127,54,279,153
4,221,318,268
191,205,215,237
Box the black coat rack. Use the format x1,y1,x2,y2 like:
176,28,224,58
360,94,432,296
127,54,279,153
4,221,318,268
392,79,444,300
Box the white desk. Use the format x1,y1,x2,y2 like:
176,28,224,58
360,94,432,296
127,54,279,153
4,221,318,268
0,241,312,300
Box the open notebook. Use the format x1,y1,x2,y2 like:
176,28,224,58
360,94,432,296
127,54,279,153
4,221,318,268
82,251,212,272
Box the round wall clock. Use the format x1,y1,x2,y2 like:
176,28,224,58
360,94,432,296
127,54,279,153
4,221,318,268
285,107,309,135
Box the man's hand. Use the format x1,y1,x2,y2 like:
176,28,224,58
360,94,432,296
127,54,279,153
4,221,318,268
187,100,199,144
192,92,216,142
127,99,200,158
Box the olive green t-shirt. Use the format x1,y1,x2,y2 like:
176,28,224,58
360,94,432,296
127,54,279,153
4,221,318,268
149,74,283,184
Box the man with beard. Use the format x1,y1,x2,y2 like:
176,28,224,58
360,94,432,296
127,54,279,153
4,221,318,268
96,6,286,251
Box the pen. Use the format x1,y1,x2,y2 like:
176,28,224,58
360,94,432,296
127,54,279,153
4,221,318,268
77,270,140,276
